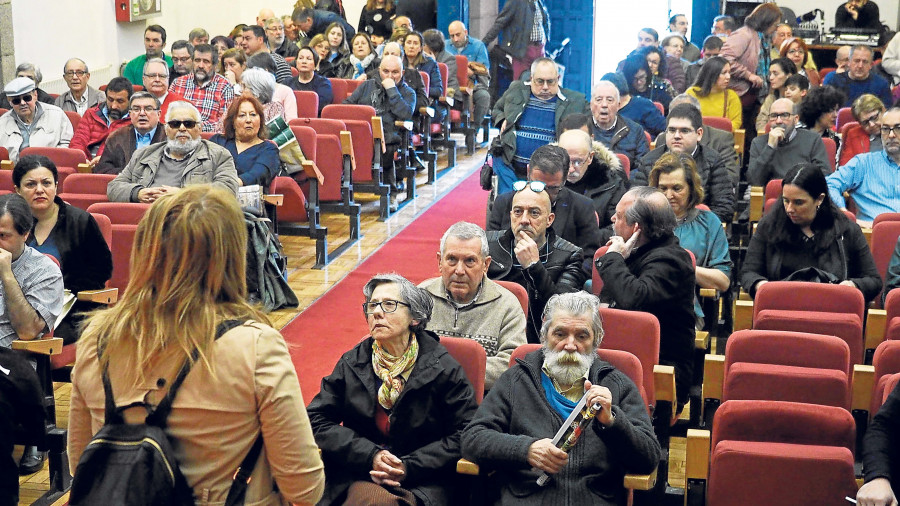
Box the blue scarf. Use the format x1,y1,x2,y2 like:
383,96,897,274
541,371,577,419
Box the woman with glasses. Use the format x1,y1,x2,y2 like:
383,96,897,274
625,47,675,112
755,58,797,132
307,273,477,506
799,85,847,160
839,94,885,166
780,38,821,87
649,152,731,327
741,163,880,300
686,56,743,131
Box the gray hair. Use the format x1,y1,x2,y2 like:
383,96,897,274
143,57,170,76
165,101,201,123
363,273,433,334
265,17,284,29
670,93,702,111
440,222,489,258
850,44,874,60
540,292,604,347
62,58,89,75
530,57,557,76
592,80,620,102
129,91,161,109
622,186,676,241
16,63,42,85
241,67,275,104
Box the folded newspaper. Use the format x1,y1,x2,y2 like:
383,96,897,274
267,115,307,174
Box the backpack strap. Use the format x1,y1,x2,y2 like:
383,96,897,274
145,319,246,428
224,434,264,506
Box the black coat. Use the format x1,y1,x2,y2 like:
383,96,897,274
482,0,550,60
596,234,695,404
462,349,661,506
95,125,167,175
488,187,602,274
632,144,735,224
306,331,477,506
566,159,630,245
487,228,585,343
863,380,900,495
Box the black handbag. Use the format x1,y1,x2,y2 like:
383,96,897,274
782,267,841,284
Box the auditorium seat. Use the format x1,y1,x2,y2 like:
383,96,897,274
448,54,476,155
86,202,151,294
440,336,486,403
494,280,527,316
294,90,319,119
836,107,854,132
58,173,115,211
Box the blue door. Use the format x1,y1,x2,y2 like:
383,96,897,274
437,0,468,36
546,0,594,96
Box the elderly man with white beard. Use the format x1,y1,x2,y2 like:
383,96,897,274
462,291,661,506
107,101,239,202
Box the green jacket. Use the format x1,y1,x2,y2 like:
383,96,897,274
492,80,589,166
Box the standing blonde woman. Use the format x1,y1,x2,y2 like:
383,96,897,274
68,185,325,505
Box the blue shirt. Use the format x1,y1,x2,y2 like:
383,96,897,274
822,71,893,109
827,150,900,223
674,209,732,319
135,126,158,150
445,37,490,71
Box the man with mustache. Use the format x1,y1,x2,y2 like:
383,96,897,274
107,101,239,203
168,44,235,132
462,291,661,505
69,77,133,164
748,98,830,186
486,165,585,343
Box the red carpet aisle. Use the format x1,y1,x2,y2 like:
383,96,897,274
281,171,488,400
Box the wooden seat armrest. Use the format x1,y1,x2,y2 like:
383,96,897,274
685,429,711,481
623,468,657,490
865,308,887,355
371,116,386,153
863,227,873,249
440,95,455,107
394,120,414,131
703,355,725,402
698,288,718,299
852,364,875,413
738,289,751,301
77,163,92,174
302,160,324,185
653,364,676,403
733,128,745,146
733,299,754,331
263,194,284,206
457,458,480,475
76,288,118,304
417,107,435,118
749,186,764,222
695,330,710,350
0,160,11,170
11,337,63,355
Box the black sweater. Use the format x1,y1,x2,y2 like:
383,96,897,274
863,379,900,493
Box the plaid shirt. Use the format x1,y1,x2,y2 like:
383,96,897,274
168,74,235,132
531,1,545,43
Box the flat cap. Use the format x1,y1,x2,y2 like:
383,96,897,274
3,77,36,97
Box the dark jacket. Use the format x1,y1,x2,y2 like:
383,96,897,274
461,349,661,506
306,331,477,506
493,80,589,166
482,0,550,60
344,78,415,145
592,115,649,168
414,56,443,101
655,126,740,189
290,73,334,115
487,228,585,343
395,0,437,32
619,95,666,137
319,51,352,79
565,144,629,244
307,9,355,38
69,104,132,158
94,124,166,175
597,234,695,404
488,187,602,274
740,207,882,301
633,144,735,223
862,378,900,495
273,38,300,60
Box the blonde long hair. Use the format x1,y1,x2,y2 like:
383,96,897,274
86,185,270,385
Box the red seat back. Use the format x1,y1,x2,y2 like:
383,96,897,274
873,212,900,228
839,121,859,141
86,203,151,294
440,335,487,403
321,105,379,184
882,372,900,406
87,202,151,225
872,340,900,417
753,281,864,319
702,116,733,132
835,107,854,132
454,55,469,88
65,111,81,131
314,134,346,202
653,102,664,115
328,78,349,104
871,222,900,307
60,173,116,194
294,90,319,119
289,125,318,162
269,176,308,223
0,171,13,191
494,280,528,316
90,212,112,250
288,117,345,137
599,307,659,408
615,153,630,178
20,146,87,168
0,147,8,161
822,137,837,171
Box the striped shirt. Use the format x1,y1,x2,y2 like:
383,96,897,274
513,95,557,167
0,246,63,348
168,74,235,132
827,149,900,223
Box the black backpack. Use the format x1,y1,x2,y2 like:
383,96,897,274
70,320,263,506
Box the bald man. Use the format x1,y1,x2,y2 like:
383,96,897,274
597,186,695,412
748,97,831,186
257,7,276,26
446,21,492,133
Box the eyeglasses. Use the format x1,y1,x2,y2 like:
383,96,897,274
362,299,409,314
769,112,794,120
666,126,696,136
143,73,168,79
787,48,805,55
171,57,192,64
513,180,546,193
129,106,158,114
267,26,284,32
570,157,590,168
860,114,881,126
167,119,198,129
881,124,900,136
532,78,557,87
63,70,88,78
10,95,34,106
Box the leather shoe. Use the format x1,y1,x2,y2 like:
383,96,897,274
18,446,45,475
391,181,406,195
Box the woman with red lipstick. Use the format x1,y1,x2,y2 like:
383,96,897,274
12,154,112,345
740,163,881,300
210,93,280,187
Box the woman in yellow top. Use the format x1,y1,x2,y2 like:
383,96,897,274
686,56,742,131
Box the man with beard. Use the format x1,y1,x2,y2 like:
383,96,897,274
748,98,831,186
462,291,661,505
168,44,235,132
266,17,299,60
828,107,900,224
107,101,239,202
596,186,695,413
487,176,585,343
168,40,194,85
69,77,133,164
122,25,174,86
420,221,527,390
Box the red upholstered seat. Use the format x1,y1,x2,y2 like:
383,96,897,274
872,340,900,417
328,78,348,104
598,307,660,410
883,372,900,405
615,153,630,178
294,90,319,118
823,137,837,171
702,116,732,132
494,280,527,316
86,202,151,294
321,104,381,185
58,173,116,211
871,222,900,307
0,170,13,192
835,107,854,132
440,336,486,403
269,176,308,223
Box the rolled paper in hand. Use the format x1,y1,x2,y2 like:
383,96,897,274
536,401,603,486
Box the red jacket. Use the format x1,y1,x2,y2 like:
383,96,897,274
839,124,871,167
69,105,131,158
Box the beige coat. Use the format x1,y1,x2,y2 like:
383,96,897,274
68,320,325,506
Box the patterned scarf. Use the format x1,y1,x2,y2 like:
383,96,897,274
372,335,419,410
350,53,376,79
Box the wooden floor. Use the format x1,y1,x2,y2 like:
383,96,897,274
17,134,695,503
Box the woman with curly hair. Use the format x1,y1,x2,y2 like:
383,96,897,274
799,85,847,159
623,51,673,112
